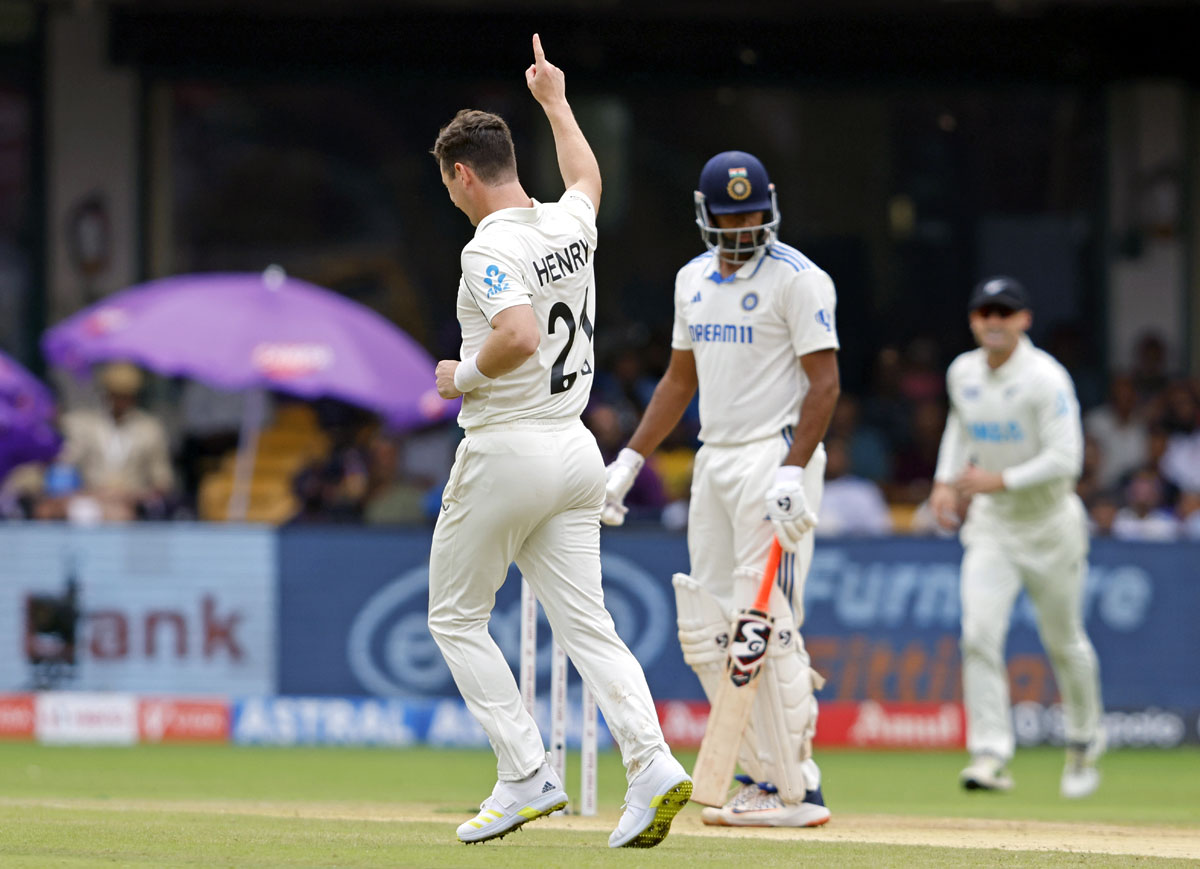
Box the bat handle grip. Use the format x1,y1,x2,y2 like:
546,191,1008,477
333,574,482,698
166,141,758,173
752,538,782,613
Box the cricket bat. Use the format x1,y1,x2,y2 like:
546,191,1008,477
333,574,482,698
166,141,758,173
690,538,782,807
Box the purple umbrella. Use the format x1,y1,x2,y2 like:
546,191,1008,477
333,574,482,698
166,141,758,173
0,350,62,483
42,267,453,430
42,268,455,519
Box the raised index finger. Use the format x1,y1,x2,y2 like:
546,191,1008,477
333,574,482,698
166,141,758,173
532,32,545,63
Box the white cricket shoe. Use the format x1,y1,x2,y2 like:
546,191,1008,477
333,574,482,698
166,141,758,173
608,750,692,848
699,774,760,825
1060,735,1104,799
960,753,1014,792
456,759,567,844
701,773,831,827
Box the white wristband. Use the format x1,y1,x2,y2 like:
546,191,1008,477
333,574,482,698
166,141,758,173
453,354,493,393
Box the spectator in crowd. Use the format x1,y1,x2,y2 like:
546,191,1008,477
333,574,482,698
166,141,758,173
1084,374,1148,491
1075,434,1105,506
1145,423,1173,484
886,397,946,504
827,394,891,483
1130,331,1170,405
284,400,373,524
897,336,945,404
1085,491,1120,538
584,402,666,522
288,450,369,524
52,362,174,521
591,342,661,436
1045,321,1106,411
861,345,911,439
1157,379,1200,494
176,380,258,507
816,436,892,536
1157,377,1199,434
1178,490,1200,540
1111,468,1179,541
362,431,431,524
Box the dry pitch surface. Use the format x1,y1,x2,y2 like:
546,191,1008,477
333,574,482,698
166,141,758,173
5,796,1196,860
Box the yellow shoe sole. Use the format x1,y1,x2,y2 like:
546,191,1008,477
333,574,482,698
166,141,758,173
620,780,693,849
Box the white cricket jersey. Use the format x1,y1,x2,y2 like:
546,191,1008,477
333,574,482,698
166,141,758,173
455,190,598,429
935,336,1083,522
671,243,839,445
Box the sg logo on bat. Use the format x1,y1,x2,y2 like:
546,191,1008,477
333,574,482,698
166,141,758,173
726,610,773,687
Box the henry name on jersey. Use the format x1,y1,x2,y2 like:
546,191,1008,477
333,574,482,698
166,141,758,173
531,238,591,287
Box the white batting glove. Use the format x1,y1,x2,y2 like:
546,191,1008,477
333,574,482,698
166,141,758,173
765,465,817,551
601,448,644,526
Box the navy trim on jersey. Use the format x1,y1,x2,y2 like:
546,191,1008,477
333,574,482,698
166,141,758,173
781,425,795,447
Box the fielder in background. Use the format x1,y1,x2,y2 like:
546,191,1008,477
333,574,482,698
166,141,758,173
603,150,839,827
426,34,691,848
930,277,1105,799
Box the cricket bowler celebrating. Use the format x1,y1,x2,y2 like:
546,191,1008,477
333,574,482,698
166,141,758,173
603,150,839,826
930,276,1105,799
427,35,691,848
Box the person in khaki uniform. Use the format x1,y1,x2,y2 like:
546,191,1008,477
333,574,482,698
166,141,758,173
59,362,173,520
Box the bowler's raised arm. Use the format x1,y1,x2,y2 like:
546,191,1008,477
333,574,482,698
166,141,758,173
524,33,602,212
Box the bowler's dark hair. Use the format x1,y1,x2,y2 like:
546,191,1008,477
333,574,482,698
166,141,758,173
431,110,518,184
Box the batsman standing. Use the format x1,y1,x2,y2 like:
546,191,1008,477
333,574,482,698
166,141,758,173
427,35,691,848
930,277,1104,799
604,151,839,826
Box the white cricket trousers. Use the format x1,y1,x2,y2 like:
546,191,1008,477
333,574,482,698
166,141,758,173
688,432,826,620
959,495,1103,760
427,418,669,783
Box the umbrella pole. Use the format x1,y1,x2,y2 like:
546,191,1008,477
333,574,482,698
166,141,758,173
227,388,266,522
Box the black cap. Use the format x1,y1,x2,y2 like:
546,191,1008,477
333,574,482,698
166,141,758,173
968,276,1029,312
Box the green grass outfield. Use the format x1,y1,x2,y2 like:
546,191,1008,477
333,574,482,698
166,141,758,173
1,743,1198,867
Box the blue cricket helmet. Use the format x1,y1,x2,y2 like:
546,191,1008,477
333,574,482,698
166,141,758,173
694,150,780,264
697,150,774,214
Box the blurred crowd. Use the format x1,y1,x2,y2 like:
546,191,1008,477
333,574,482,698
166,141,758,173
2,329,1199,541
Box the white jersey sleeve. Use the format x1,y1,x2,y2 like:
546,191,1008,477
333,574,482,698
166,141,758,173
1001,360,1083,490
776,269,840,357
460,241,533,325
670,254,711,351
558,189,599,242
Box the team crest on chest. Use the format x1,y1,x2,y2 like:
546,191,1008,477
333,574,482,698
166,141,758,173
741,291,758,311
727,167,751,201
